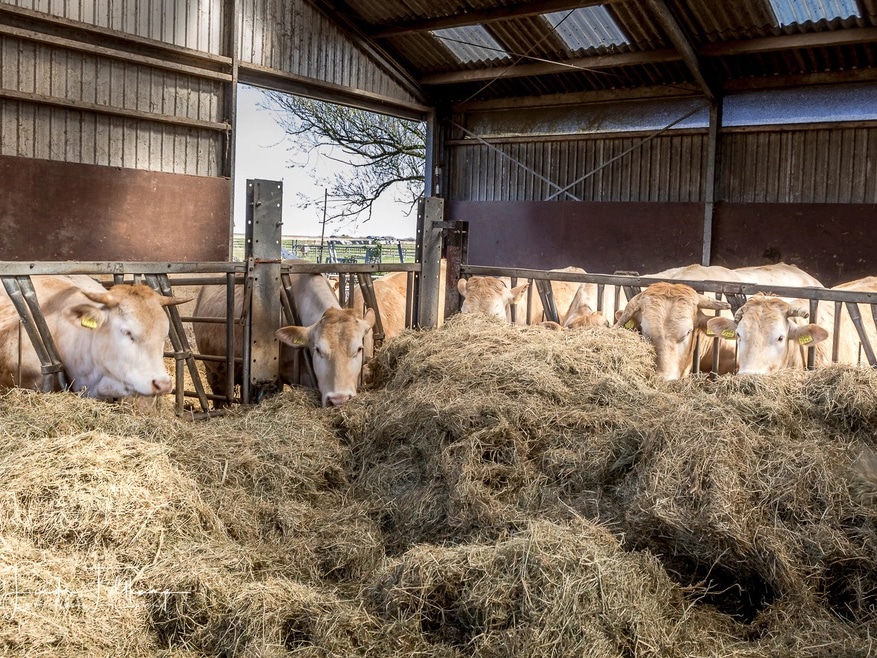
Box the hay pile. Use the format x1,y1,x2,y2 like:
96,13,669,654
2,312,877,656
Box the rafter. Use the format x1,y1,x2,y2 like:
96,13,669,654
420,49,680,85
643,0,717,103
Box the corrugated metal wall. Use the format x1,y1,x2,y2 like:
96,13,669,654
448,122,877,204
722,126,877,203
448,131,707,202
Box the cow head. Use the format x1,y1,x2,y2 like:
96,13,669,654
707,294,827,374
457,276,529,320
614,282,730,381
562,287,610,329
65,284,187,398
276,307,375,407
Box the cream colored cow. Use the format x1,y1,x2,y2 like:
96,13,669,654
708,276,877,374
0,275,185,399
613,282,731,381
194,261,374,407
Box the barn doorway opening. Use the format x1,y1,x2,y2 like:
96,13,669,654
233,84,425,265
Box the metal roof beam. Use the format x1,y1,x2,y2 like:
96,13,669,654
420,49,680,85
701,25,877,56
644,0,718,103
369,0,619,39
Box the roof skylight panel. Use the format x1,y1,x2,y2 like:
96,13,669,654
768,0,860,26
543,5,628,52
431,25,511,64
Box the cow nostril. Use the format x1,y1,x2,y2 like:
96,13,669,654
153,378,172,395
326,393,352,407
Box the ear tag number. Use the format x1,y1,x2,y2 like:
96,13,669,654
721,330,736,339
798,335,813,345
81,317,98,329
624,320,635,330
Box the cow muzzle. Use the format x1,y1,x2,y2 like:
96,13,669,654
152,377,173,395
324,392,353,407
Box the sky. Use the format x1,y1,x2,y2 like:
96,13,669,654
233,85,419,240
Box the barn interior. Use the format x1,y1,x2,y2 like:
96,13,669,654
1,0,876,286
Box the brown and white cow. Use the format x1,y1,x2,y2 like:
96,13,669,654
0,275,185,399
708,276,877,374
613,282,731,381
194,261,374,407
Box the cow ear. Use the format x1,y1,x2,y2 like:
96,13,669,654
276,325,310,348
789,323,829,347
362,308,376,330
613,296,640,330
67,303,108,330
697,295,731,311
538,320,564,331
509,283,530,304
706,316,737,339
457,278,469,298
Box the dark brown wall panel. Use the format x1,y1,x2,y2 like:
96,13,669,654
447,201,704,275
711,203,876,287
0,156,230,261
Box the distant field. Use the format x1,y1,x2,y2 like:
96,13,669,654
232,235,417,264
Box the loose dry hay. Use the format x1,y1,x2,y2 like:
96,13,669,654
2,314,877,656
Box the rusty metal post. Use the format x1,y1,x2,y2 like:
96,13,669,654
416,196,445,328
245,179,283,402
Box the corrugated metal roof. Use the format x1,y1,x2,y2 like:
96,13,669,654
768,0,860,26
334,0,877,104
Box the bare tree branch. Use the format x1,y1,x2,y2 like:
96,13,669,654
260,91,426,226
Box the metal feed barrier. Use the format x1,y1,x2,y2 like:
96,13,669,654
463,264,877,374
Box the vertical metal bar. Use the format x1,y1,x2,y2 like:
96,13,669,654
356,273,385,349
509,276,518,324
16,277,68,390
1,277,62,391
404,271,414,329
246,180,283,402
845,302,877,366
702,101,722,266
225,272,236,404
417,196,445,328
536,279,559,324
146,273,210,413
832,301,842,363
808,299,818,369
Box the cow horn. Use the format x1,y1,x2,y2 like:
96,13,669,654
80,289,118,308
786,304,810,319
696,295,731,311
159,295,192,307
734,306,747,322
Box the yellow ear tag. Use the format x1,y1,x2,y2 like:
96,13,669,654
798,334,813,345
706,328,715,336
721,329,736,339
293,336,308,346
624,320,635,330
81,316,98,329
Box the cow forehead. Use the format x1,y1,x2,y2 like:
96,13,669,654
108,285,167,329
315,308,368,345
465,277,507,297
739,297,792,326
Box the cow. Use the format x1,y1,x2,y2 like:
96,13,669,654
350,261,447,341
708,276,877,374
193,261,374,407
539,284,610,330
458,266,613,326
613,282,731,381
0,275,186,399
458,276,531,321
639,262,823,374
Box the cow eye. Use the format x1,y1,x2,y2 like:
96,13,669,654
123,329,136,342
777,335,785,342
314,346,323,357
